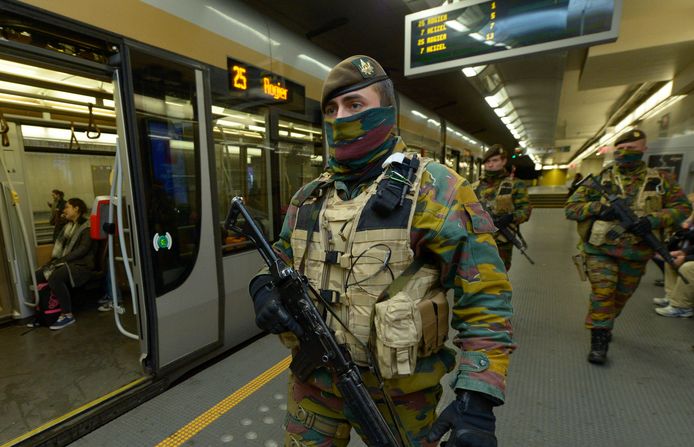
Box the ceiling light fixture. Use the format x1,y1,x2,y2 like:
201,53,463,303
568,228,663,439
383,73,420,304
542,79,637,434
462,65,487,77
484,87,509,108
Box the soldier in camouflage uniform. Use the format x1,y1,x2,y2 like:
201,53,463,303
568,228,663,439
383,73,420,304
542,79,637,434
565,129,691,365
472,145,532,271
249,55,514,446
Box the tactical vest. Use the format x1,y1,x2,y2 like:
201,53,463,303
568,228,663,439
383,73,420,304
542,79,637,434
582,166,664,245
473,176,516,243
290,155,448,378
473,177,515,215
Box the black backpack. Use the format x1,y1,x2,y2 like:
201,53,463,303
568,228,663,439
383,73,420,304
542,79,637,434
31,282,62,327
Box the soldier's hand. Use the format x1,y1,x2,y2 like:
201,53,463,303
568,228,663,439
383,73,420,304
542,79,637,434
627,216,652,237
427,391,497,447
492,213,513,228
596,205,618,221
249,274,303,336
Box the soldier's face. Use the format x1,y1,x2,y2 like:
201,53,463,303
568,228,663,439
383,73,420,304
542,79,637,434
615,138,647,152
484,155,506,172
324,85,381,119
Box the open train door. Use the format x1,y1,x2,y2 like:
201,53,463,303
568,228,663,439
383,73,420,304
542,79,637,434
118,45,223,373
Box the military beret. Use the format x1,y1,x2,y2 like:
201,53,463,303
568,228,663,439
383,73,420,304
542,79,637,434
321,55,389,110
482,144,506,163
615,129,646,146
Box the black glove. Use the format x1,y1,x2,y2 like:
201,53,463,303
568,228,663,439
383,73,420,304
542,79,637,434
249,274,303,336
628,216,653,237
427,390,497,447
492,213,513,228
596,205,618,221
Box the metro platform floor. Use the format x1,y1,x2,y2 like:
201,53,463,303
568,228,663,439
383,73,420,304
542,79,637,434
71,209,694,447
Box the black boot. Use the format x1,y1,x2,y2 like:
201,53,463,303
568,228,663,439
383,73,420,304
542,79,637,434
588,329,610,364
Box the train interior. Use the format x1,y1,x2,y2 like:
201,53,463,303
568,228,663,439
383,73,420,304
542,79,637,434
0,33,328,446
0,56,146,444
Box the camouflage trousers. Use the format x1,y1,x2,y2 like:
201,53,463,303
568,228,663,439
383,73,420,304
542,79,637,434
496,241,513,271
283,352,454,446
584,254,648,329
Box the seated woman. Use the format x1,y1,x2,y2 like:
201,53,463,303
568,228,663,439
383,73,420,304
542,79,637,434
35,198,94,330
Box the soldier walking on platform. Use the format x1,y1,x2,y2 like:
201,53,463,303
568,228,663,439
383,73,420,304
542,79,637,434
248,55,514,446
473,145,532,271
565,129,691,365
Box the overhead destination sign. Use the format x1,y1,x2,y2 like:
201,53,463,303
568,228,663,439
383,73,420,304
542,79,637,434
404,0,621,77
227,57,301,103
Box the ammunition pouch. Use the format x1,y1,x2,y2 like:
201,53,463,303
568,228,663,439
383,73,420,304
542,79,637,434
588,220,624,246
374,291,421,379
373,287,449,379
417,290,449,357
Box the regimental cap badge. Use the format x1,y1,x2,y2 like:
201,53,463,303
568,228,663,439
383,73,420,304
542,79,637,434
353,57,376,79
322,55,389,109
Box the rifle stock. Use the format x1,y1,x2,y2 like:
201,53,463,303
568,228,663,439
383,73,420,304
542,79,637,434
580,175,689,284
225,197,402,447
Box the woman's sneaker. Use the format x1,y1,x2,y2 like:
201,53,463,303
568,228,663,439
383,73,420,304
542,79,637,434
655,305,694,318
49,314,76,330
98,301,124,314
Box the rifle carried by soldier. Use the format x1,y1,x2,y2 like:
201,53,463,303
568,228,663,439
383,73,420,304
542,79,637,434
494,217,535,265
477,202,535,265
225,197,403,447
578,174,689,284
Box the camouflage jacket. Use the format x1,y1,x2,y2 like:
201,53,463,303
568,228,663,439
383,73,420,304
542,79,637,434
272,140,515,404
565,163,691,260
474,172,532,242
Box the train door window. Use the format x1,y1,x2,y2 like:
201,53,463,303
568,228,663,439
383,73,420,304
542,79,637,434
0,57,116,246
212,108,272,254
129,50,201,295
420,147,438,159
276,119,323,223
445,149,461,174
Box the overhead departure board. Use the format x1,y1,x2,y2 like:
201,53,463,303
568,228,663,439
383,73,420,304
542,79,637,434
404,0,621,77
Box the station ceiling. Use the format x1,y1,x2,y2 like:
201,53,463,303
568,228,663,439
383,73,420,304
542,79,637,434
240,0,694,164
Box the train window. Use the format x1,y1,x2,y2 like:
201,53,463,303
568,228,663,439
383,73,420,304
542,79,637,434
130,50,202,295
212,108,272,254
446,149,461,174
276,119,323,223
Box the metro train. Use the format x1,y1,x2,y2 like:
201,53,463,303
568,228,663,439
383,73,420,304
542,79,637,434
0,1,488,445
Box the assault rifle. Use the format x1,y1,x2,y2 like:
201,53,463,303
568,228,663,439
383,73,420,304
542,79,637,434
478,202,535,265
494,218,535,265
225,197,402,447
578,174,689,284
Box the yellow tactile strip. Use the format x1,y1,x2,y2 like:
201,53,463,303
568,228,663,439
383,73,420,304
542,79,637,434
156,355,291,447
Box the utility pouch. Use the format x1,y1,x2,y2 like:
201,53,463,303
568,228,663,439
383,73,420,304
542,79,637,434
417,290,449,357
373,291,421,379
371,156,419,217
571,253,588,282
588,220,622,246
